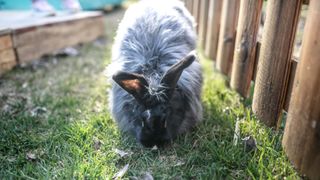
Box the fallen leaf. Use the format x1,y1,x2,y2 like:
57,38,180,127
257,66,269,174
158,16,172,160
113,164,129,179
94,139,102,150
55,47,79,57
26,151,37,161
22,82,28,89
114,148,132,158
7,156,16,162
173,160,185,167
93,101,103,113
151,145,158,151
141,172,154,180
30,107,48,117
222,107,231,115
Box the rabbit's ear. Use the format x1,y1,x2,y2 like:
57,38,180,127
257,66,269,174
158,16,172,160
113,71,149,103
161,53,196,91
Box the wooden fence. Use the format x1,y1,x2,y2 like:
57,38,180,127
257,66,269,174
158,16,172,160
183,0,319,179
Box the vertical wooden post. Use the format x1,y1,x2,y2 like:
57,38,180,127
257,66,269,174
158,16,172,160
198,0,210,48
230,0,263,97
192,0,200,32
252,0,302,126
185,0,192,13
282,1,320,179
216,0,240,76
190,0,194,14
204,0,222,60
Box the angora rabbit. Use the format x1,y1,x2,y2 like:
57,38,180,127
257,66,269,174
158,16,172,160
108,0,203,147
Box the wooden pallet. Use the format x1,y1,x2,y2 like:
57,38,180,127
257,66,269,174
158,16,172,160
0,11,105,75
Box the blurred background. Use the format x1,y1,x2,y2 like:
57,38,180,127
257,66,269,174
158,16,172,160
0,0,124,11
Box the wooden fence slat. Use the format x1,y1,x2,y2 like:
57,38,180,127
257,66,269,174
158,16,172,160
204,0,222,60
183,0,188,11
216,0,240,76
0,35,13,50
252,41,261,82
186,0,193,14
198,0,210,48
283,60,297,111
0,48,15,64
252,0,302,126
192,0,200,32
190,0,194,14
230,0,263,97
282,1,320,178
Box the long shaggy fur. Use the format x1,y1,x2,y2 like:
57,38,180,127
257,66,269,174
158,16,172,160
108,0,203,139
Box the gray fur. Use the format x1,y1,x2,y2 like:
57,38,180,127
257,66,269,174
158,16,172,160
107,0,203,145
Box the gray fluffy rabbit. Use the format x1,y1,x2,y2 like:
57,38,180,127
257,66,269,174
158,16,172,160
107,0,203,147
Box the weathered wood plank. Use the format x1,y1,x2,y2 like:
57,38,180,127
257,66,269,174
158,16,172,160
0,35,13,50
0,11,102,31
15,16,104,63
192,0,200,32
252,0,302,126
204,0,222,60
230,0,263,97
189,0,194,14
282,1,320,178
283,60,297,111
185,0,192,13
14,16,103,47
198,0,210,48
0,33,16,75
0,49,15,64
252,41,261,81
216,0,240,76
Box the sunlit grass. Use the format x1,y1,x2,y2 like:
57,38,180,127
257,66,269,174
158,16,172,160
0,8,299,179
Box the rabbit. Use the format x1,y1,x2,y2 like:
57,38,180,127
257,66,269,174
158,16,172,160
107,0,203,147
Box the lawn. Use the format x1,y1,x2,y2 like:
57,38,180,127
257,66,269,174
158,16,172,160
0,6,300,180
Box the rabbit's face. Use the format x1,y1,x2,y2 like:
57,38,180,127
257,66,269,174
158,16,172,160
138,104,172,147
113,53,196,147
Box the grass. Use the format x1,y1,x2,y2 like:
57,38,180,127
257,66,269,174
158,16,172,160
0,7,300,180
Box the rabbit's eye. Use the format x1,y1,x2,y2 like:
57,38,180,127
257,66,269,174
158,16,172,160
160,105,166,111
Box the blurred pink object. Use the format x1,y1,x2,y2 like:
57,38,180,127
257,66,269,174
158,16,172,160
62,0,82,13
32,0,82,16
32,0,56,16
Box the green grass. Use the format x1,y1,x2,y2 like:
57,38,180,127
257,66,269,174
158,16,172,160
0,8,300,180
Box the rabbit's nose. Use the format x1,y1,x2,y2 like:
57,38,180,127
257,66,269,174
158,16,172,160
139,138,155,148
